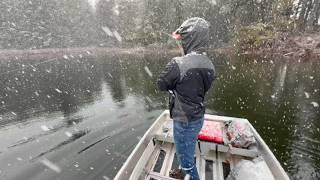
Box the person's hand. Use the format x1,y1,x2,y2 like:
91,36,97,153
172,32,182,40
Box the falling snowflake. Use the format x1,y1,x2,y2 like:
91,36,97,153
145,96,152,103
304,92,310,99
34,91,40,96
39,158,61,173
55,88,62,93
144,66,153,77
113,31,122,42
41,125,50,131
102,26,113,37
65,131,72,137
311,102,319,108
107,73,113,78
103,176,110,180
63,55,69,60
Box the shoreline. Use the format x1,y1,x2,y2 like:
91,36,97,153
0,47,181,62
231,32,320,60
1,32,320,62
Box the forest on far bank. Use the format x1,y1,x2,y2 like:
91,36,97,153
0,0,319,51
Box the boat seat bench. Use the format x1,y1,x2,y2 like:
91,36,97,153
154,120,259,158
145,141,244,180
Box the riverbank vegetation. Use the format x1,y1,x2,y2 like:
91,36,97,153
0,0,319,57
230,0,320,58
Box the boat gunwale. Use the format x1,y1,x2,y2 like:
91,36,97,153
204,113,290,180
114,110,169,180
115,110,290,180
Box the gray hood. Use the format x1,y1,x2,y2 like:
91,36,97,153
174,17,209,55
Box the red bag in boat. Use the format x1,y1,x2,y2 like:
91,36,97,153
198,120,224,144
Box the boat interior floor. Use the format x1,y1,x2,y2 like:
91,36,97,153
145,141,248,180
143,120,253,180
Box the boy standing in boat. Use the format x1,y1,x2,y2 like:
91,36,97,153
158,17,215,180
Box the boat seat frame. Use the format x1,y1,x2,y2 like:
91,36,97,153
143,139,246,180
154,120,259,158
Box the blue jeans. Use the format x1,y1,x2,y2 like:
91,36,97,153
173,117,204,180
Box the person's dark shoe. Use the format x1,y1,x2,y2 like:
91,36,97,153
169,168,186,179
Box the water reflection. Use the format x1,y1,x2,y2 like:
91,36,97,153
205,55,320,179
102,56,127,103
0,52,319,179
0,57,102,128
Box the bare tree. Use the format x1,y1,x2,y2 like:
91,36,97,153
310,0,320,30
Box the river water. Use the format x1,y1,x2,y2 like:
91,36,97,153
0,51,319,180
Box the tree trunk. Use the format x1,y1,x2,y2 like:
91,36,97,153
174,0,183,26
297,0,309,30
294,0,303,19
311,0,320,30
303,0,313,26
